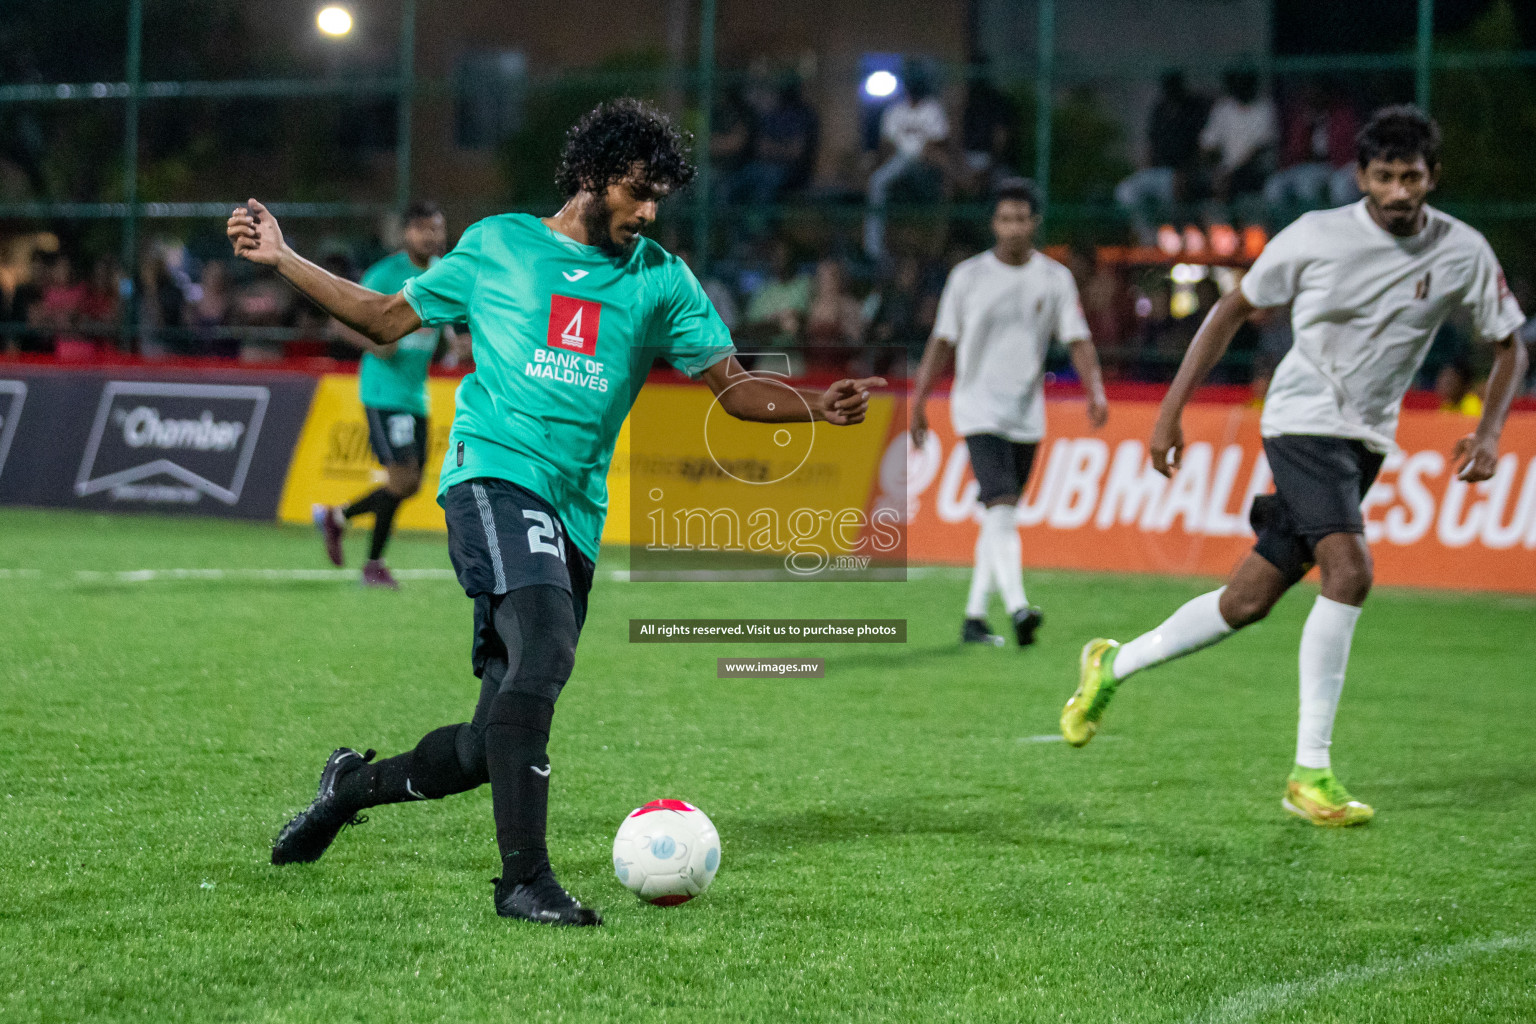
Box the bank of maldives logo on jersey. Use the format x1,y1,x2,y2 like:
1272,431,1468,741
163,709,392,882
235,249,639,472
547,294,601,356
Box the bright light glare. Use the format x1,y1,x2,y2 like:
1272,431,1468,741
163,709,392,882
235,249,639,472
864,70,898,99
317,6,353,36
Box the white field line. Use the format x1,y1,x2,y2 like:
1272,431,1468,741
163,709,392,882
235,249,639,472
1187,930,1536,1024
66,567,460,584
0,564,964,589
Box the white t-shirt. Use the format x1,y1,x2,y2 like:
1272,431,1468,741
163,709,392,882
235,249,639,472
1243,200,1525,452
934,249,1091,442
880,98,948,159
1200,96,1277,173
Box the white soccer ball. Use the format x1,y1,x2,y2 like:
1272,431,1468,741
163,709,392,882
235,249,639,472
611,799,721,905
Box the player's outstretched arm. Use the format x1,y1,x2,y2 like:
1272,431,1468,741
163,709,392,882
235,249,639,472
908,335,956,446
1454,334,1529,482
701,356,885,425
227,199,421,346
1151,289,1256,476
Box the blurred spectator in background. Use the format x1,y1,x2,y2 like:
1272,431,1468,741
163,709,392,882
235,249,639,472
803,258,865,372
866,253,939,376
864,63,949,261
29,253,90,359
4,244,53,354
742,77,819,198
320,251,360,361
1200,70,1277,216
677,248,739,333
1435,355,1483,417
738,237,811,352
960,58,1020,198
79,256,122,353
1080,252,1133,353
187,259,237,359
1115,72,1210,243
1264,79,1361,218
710,87,755,205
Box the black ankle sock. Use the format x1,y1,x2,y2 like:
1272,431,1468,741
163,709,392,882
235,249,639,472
335,724,487,809
485,691,555,881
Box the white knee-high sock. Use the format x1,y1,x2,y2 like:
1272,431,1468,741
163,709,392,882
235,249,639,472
1295,596,1362,769
982,504,1027,614
965,527,991,619
1112,588,1234,680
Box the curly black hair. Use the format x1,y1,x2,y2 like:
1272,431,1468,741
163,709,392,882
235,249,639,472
555,98,697,199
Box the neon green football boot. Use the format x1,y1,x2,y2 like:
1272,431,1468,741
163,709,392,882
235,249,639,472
1283,766,1374,827
1061,638,1120,747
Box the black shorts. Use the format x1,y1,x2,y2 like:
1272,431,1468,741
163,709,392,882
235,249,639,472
365,406,428,468
964,434,1039,504
1251,435,1385,585
443,478,595,678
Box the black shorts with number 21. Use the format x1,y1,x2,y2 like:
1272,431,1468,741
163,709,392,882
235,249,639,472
442,478,595,679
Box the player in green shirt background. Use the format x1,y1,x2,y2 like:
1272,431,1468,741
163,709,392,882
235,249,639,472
228,100,883,926
313,200,464,588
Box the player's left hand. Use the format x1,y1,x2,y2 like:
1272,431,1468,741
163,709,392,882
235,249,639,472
1452,433,1500,482
1087,392,1109,430
818,377,887,425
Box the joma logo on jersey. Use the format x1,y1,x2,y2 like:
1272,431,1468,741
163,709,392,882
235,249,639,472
547,294,601,356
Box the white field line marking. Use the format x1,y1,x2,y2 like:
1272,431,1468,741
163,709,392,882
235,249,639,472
1187,930,1536,1024
64,567,460,584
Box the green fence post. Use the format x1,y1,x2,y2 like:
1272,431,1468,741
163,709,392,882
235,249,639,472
1416,0,1434,110
1034,0,1055,214
121,0,142,352
692,0,717,276
394,0,416,214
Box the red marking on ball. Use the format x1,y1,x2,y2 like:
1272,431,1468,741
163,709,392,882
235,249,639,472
629,799,696,817
648,893,694,907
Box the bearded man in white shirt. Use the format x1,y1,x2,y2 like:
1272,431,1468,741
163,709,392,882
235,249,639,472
1061,107,1528,827
911,179,1109,647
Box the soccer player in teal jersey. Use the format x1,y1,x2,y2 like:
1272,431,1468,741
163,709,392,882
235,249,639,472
229,100,883,926
313,199,461,588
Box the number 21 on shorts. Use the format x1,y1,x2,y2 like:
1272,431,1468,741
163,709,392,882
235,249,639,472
524,510,566,562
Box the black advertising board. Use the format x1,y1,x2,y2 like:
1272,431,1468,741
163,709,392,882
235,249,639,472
0,366,316,520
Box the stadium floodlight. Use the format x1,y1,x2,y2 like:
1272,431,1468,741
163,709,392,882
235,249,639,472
863,70,899,99
316,5,354,37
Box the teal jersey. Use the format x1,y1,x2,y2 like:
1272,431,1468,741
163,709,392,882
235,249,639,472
401,213,734,560
358,250,440,416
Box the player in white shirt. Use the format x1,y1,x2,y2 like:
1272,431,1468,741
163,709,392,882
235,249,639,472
911,180,1109,647
1061,107,1528,826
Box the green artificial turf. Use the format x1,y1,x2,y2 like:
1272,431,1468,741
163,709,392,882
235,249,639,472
1,507,1533,1023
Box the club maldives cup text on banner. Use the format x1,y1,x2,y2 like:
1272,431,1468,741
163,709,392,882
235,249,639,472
901,396,1536,594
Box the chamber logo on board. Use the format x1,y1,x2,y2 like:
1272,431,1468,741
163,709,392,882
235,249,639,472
74,382,269,504
0,380,25,482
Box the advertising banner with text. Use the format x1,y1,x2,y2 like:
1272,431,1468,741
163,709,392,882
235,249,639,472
0,366,315,519
276,373,458,531
902,397,1536,594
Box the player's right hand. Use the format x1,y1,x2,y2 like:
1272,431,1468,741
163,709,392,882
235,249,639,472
910,406,929,448
1150,415,1184,477
227,198,284,266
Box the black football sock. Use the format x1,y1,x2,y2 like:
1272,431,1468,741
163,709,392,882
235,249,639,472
342,487,393,521
485,691,555,883
335,724,488,809
367,491,403,561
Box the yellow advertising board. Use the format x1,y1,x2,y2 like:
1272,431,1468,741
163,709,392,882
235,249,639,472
278,375,898,554
277,374,458,531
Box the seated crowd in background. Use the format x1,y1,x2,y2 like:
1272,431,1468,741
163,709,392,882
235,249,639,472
1116,70,1368,243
